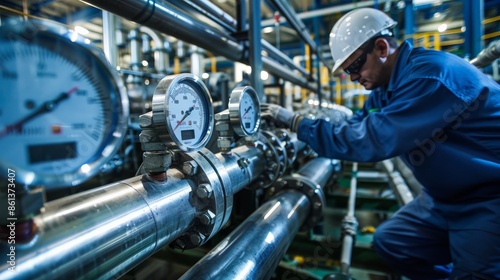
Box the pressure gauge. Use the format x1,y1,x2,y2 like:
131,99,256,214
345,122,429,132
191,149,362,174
0,20,129,188
152,74,214,152
229,86,261,136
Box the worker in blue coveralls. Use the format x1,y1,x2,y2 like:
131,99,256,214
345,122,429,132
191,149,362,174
261,7,500,280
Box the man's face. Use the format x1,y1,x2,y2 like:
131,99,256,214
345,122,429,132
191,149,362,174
341,41,389,90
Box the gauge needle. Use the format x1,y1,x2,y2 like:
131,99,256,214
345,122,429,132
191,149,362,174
0,86,78,138
242,106,252,118
174,105,195,131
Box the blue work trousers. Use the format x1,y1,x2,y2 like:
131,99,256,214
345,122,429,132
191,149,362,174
372,191,500,279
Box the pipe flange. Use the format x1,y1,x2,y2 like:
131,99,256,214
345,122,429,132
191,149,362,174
277,174,325,231
252,131,287,188
275,129,297,168
170,148,232,249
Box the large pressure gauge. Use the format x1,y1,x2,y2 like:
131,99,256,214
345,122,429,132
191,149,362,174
152,74,214,152
229,86,261,136
0,20,129,188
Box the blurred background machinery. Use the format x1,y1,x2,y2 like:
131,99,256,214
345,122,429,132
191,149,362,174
0,0,499,279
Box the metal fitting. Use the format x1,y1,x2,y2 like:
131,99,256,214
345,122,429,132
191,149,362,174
182,160,198,175
189,232,206,246
237,157,250,169
199,210,215,225
142,151,172,173
196,183,213,199
138,111,153,128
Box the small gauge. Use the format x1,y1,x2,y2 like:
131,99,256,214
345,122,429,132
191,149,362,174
0,20,129,188
152,74,214,152
229,86,261,136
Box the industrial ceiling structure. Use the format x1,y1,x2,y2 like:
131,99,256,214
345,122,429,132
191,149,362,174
2,0,499,58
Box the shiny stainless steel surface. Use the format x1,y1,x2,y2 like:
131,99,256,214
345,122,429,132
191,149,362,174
79,0,319,92
217,145,266,193
179,190,310,280
80,0,244,61
0,170,195,280
180,156,337,279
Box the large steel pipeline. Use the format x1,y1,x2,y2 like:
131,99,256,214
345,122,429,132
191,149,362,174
0,171,195,280
0,142,273,279
80,0,243,61
79,0,319,92
183,0,238,32
171,0,311,78
180,157,337,280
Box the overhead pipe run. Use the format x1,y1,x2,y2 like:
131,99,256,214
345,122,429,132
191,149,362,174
262,39,310,77
175,0,312,80
79,0,318,93
180,157,337,280
263,56,318,92
186,0,238,32
80,0,244,62
270,0,331,72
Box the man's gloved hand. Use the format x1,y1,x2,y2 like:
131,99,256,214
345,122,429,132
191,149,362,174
260,103,302,132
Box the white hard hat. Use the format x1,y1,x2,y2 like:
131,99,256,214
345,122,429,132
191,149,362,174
329,8,397,73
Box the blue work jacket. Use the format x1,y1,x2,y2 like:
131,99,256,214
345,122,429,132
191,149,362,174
297,40,500,202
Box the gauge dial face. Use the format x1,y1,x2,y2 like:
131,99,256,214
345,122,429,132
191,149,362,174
229,86,261,136
0,20,129,188
152,74,214,152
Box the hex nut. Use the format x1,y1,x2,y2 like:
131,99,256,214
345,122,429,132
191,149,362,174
182,160,198,175
196,184,213,199
199,210,215,225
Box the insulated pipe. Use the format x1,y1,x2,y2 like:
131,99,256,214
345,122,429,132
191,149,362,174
180,157,335,279
0,172,195,280
79,0,317,93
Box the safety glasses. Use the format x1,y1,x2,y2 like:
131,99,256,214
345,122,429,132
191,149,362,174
344,51,368,75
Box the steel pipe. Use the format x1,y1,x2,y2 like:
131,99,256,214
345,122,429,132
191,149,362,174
0,132,299,279
262,56,318,92
79,0,317,93
180,157,336,279
80,0,244,62
262,40,310,77
340,163,359,275
270,0,330,71
470,39,500,68
179,190,310,280
0,171,195,280
380,159,414,205
186,0,237,32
